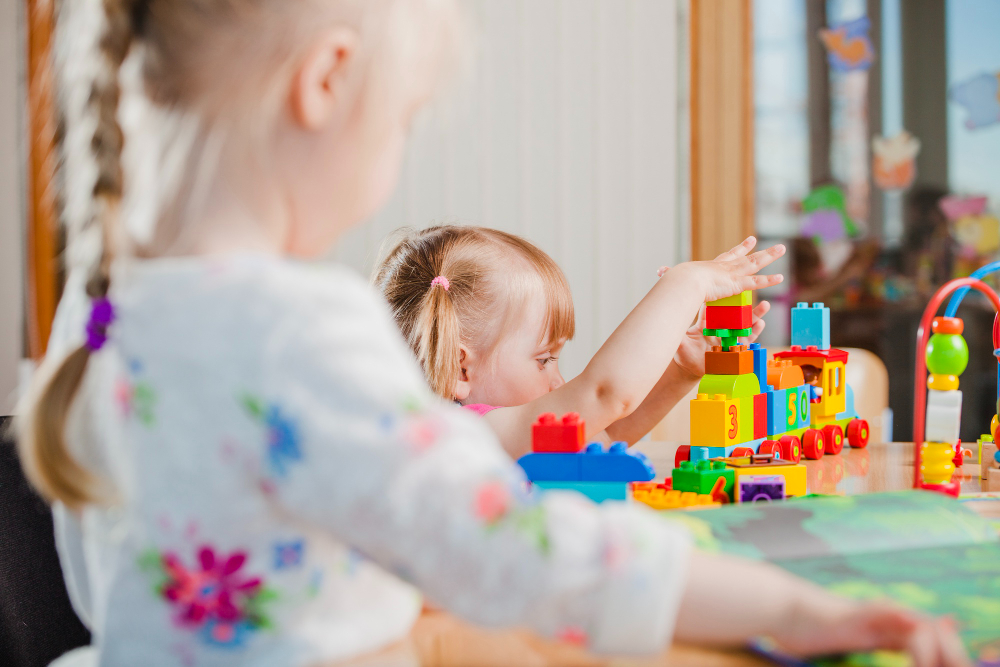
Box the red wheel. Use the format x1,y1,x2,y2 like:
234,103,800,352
758,440,781,458
822,424,844,455
674,445,691,469
802,429,826,460
732,447,755,458
847,419,870,449
778,435,802,463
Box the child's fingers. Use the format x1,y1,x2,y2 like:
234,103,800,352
738,274,784,291
748,318,766,343
741,244,786,274
714,236,757,262
657,265,670,277
933,619,972,667
751,300,771,320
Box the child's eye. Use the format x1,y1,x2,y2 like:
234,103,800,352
537,356,558,369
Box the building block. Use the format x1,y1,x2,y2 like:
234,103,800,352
517,453,581,481
738,475,786,502
753,392,768,439
723,456,808,497
814,360,847,418
690,394,740,448
767,359,805,390
786,385,811,430
698,372,761,399
532,412,584,453
579,442,656,482
747,343,768,392
707,291,752,307
632,485,719,510
989,468,1000,492
705,345,754,375
765,387,787,436
774,346,849,365
702,327,753,339
672,460,735,500
925,389,962,443
689,445,738,462
705,305,753,330
533,481,628,503
791,302,831,350
737,395,756,443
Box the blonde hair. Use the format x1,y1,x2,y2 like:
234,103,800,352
375,226,575,400
17,0,465,509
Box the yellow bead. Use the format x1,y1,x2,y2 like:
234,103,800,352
992,415,998,443
920,442,956,485
927,374,959,391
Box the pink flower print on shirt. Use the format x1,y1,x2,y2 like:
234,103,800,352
139,545,277,649
474,481,511,525
115,375,157,426
556,626,589,646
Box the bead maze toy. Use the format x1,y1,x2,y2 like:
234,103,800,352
678,294,871,469
912,272,1000,495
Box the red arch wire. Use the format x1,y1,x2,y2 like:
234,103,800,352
913,278,1000,488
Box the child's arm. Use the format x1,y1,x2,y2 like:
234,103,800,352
678,553,969,667
485,237,784,458
603,299,770,445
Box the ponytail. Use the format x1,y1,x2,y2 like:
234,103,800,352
413,276,463,399
17,0,137,509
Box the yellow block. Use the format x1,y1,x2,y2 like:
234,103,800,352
920,441,956,485
632,486,719,510
732,463,807,498
690,393,740,448
813,360,847,418
707,291,752,307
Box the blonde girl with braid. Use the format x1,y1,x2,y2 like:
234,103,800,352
376,225,780,458
15,0,968,665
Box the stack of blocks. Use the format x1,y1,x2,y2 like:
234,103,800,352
703,291,753,350
518,413,655,503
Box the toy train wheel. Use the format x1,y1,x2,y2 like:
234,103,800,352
847,419,870,449
778,435,802,463
732,447,755,457
758,440,781,457
802,429,826,460
674,445,691,468
822,424,844,455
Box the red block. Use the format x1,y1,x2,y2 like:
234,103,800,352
532,412,585,452
753,393,768,440
705,305,752,330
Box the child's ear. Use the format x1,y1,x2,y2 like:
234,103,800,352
288,26,359,130
454,345,472,402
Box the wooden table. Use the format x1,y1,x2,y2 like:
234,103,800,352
332,442,993,667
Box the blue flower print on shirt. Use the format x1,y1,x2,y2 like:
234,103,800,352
240,394,303,479
273,540,305,570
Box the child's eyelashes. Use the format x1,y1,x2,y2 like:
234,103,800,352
537,356,558,369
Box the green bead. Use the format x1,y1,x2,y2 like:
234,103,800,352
926,333,969,376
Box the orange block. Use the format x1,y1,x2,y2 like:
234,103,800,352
705,345,754,375
767,359,805,390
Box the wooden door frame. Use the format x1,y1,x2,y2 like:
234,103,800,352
689,0,755,261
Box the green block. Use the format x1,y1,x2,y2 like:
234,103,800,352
707,291,752,307
699,372,761,399
672,460,735,498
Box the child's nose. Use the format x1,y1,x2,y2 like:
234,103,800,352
550,372,565,390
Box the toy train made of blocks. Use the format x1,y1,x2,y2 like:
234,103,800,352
676,296,870,467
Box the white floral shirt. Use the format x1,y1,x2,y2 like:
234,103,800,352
46,254,692,666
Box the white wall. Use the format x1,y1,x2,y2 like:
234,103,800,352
333,0,686,378
0,0,24,415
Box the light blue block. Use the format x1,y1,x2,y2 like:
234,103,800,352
835,385,859,421
533,481,629,503
765,386,787,436
689,445,735,462
791,302,830,350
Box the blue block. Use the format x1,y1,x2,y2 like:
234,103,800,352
517,452,581,481
580,442,656,482
747,343,768,393
533,481,629,503
791,302,830,350
765,386,787,436
835,384,858,421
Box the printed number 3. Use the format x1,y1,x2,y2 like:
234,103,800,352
728,404,738,438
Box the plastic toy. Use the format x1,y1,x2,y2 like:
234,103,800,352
672,460,735,501
682,293,869,468
632,484,719,510
818,16,874,73
872,130,920,191
719,455,807,500
518,413,655,503
738,475,786,503
912,276,1000,496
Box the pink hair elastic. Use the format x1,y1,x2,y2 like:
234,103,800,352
431,276,450,291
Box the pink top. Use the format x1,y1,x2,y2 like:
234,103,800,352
462,403,500,416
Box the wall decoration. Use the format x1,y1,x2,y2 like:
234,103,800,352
949,72,1000,130
818,16,875,73
940,195,1000,261
801,185,859,242
872,131,921,191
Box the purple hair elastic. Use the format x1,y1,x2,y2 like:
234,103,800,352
85,297,115,352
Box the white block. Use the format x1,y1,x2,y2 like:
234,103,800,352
925,390,962,443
